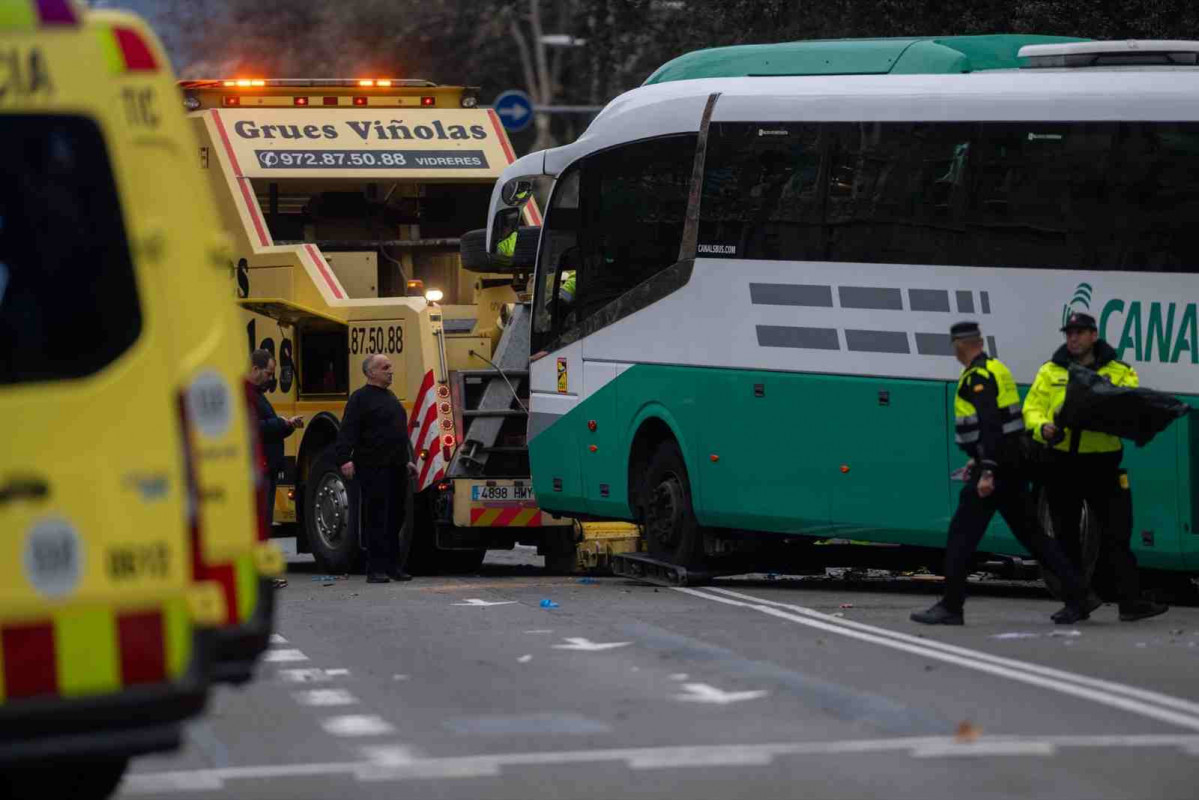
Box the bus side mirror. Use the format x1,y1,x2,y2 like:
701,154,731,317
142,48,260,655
489,207,522,258
500,178,535,207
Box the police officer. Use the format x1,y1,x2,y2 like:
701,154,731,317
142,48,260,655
1023,311,1167,622
912,322,1091,626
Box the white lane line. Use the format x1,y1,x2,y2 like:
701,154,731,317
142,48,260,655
294,689,358,707
269,633,288,645
911,741,1057,758
680,587,1199,732
263,649,308,663
119,733,1199,791
551,637,631,651
698,586,1199,718
675,683,769,705
277,668,348,683
453,599,517,607
322,715,396,737
517,654,533,663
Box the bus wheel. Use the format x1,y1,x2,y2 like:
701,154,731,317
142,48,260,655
305,450,362,574
1038,490,1100,601
640,439,705,567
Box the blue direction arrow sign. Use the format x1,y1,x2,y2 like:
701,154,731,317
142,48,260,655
493,89,534,133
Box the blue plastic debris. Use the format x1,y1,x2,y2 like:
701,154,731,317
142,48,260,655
577,577,597,585
539,599,560,609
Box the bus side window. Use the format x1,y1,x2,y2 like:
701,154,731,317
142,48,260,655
533,167,581,353
575,134,695,326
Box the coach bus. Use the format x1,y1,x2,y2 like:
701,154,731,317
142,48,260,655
480,39,1199,590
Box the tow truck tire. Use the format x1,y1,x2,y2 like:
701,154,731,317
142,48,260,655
639,439,706,567
305,449,363,574
1,756,129,800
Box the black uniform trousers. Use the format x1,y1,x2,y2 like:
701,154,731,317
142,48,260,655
357,464,411,575
1045,451,1141,607
942,469,1086,612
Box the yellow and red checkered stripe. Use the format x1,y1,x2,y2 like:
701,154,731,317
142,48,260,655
0,598,191,704
469,506,548,527
198,552,259,627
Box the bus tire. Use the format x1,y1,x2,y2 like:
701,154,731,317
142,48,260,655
1038,490,1101,601
639,439,706,567
305,448,363,574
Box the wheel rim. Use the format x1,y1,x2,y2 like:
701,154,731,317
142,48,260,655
646,472,684,552
313,471,350,550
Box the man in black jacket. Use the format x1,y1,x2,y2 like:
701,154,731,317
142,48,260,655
335,354,418,583
249,349,303,527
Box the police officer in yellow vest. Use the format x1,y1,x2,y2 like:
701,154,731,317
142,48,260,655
912,321,1090,626
1023,311,1167,622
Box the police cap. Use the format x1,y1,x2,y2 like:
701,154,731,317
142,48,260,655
1060,311,1098,332
950,321,982,341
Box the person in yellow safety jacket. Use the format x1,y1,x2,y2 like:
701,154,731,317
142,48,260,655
912,321,1090,626
559,270,576,305
1023,311,1167,622
497,229,517,258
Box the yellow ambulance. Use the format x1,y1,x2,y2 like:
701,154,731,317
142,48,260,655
0,1,268,796
87,7,284,686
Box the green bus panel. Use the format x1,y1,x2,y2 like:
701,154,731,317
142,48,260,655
530,362,1196,573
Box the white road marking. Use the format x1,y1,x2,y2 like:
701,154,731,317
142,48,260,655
524,629,554,634
322,715,396,737
119,733,1199,791
681,586,1199,732
294,689,358,707
517,654,533,663
264,649,308,663
269,633,288,644
277,668,347,683
360,745,419,765
911,741,1057,758
675,683,769,705
552,637,631,652
669,673,690,681
453,598,517,607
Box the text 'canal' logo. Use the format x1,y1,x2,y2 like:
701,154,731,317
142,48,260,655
1067,283,1199,365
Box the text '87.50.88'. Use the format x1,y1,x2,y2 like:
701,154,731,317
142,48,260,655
350,325,403,355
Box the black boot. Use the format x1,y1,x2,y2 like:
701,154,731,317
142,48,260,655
1119,600,1168,622
910,602,963,626
366,573,391,584
1052,592,1101,624
388,570,413,582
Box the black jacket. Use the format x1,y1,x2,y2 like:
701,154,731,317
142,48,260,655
334,384,413,468
255,390,293,472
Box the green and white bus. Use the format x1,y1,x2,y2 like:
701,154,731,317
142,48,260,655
483,39,1199,583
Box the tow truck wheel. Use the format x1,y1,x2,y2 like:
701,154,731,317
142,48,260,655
639,439,705,567
305,450,363,574
1,756,128,800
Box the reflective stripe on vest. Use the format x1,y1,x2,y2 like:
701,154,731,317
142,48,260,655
954,358,1023,444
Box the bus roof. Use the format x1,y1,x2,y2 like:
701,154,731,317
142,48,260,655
642,34,1090,84
539,68,1199,177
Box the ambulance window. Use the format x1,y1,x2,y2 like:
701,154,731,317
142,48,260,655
0,116,141,386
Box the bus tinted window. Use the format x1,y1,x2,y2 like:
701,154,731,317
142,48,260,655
0,116,142,386
699,121,1199,272
576,134,695,321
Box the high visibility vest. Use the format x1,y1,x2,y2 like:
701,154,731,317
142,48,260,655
560,270,576,302
497,231,517,257
954,356,1024,450
1023,356,1138,454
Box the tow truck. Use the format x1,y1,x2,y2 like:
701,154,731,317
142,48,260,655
179,77,589,573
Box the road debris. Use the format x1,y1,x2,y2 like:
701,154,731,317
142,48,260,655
540,599,560,608
955,721,982,742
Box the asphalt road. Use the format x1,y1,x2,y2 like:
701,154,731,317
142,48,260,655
117,543,1199,800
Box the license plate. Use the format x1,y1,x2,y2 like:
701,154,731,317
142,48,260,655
471,484,534,502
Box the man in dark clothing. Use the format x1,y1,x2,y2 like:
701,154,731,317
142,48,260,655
334,353,418,583
1024,312,1167,622
249,348,303,527
912,322,1091,626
